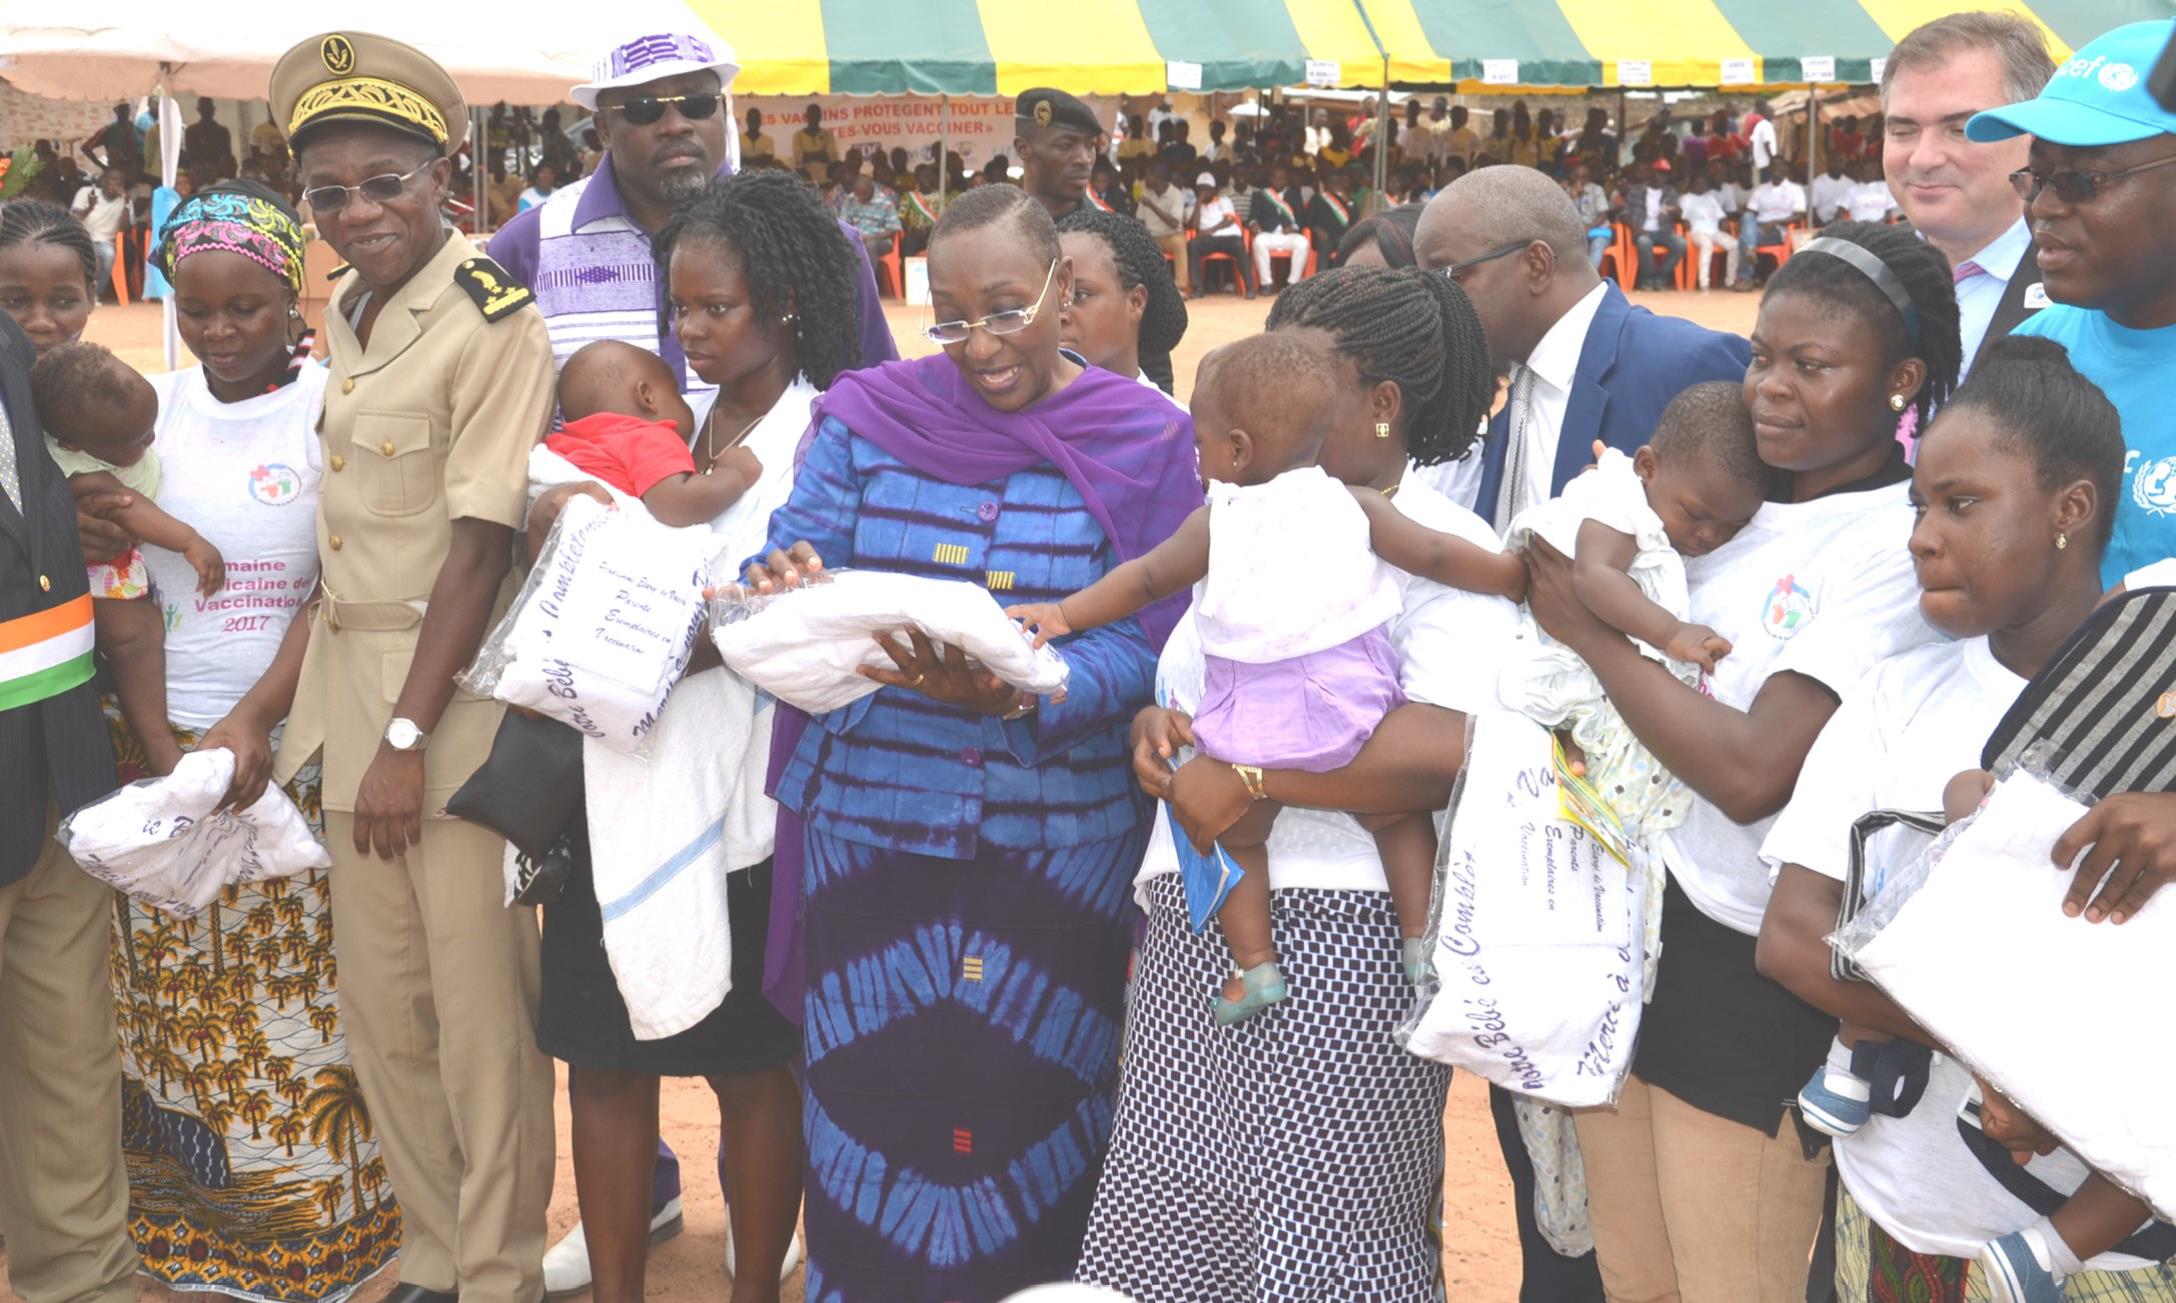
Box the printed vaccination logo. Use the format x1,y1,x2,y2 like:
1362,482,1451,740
1761,573,1816,639
248,463,304,506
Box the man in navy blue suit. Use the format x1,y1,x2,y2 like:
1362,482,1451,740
1415,165,1752,533
1414,165,1751,1303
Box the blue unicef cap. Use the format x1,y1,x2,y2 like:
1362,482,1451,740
1967,20,2176,146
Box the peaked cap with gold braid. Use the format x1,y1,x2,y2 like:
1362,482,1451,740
270,31,465,154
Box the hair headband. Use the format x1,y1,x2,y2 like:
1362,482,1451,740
1798,236,1922,348
154,187,307,297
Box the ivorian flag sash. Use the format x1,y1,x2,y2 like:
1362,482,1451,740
1320,193,1350,229
1087,189,1114,212
0,594,94,712
907,192,941,225
1265,190,1298,228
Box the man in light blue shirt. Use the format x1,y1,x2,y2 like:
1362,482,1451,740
1971,18,2176,586
1881,11,2057,377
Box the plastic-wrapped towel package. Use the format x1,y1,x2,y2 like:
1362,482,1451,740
709,569,1069,715
463,493,710,755
1401,709,1647,1108
57,748,330,919
1834,772,2176,1221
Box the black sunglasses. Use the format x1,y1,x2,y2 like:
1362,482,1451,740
608,93,722,126
2010,152,2176,205
1439,239,1534,283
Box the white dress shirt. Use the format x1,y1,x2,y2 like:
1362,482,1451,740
1952,215,2034,379
1496,280,1611,530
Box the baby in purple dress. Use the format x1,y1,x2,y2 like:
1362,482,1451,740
1010,331,1526,1023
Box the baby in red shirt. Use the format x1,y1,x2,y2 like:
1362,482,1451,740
546,340,761,527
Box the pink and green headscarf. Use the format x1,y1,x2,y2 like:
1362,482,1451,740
153,180,306,297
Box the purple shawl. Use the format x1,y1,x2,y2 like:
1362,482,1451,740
815,353,1200,648
761,354,1200,1022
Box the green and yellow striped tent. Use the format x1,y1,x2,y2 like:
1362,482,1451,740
695,0,2161,96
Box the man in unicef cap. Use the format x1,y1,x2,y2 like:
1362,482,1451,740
1970,18,2176,589
488,31,895,399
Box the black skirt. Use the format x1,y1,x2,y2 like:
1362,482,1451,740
536,816,801,1078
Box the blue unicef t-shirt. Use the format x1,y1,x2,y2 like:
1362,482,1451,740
2013,304,2176,586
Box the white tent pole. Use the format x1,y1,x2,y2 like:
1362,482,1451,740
159,68,180,370
938,94,950,204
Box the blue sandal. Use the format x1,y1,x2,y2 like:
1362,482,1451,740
1402,938,1432,986
1213,961,1289,1026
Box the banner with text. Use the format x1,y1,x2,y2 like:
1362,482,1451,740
742,94,1117,169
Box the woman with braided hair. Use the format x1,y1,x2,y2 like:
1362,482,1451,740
1055,205,1187,400
1077,266,1517,1300
521,167,867,1303
1518,218,1963,1300
0,198,100,358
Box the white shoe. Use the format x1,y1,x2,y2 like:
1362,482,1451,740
724,1223,805,1282
542,1197,686,1298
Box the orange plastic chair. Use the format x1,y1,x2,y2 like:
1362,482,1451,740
1197,228,1247,297
111,231,131,305
1604,222,1637,292
876,236,903,299
1753,221,1801,281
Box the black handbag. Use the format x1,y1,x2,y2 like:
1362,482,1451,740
447,709,584,905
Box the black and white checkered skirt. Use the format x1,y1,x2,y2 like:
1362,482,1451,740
1076,875,1450,1302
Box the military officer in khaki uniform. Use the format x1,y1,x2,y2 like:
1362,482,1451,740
268,32,554,1303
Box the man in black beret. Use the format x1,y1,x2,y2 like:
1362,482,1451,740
1015,87,1104,220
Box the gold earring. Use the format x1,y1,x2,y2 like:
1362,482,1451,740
2056,532,2069,551
1374,421,1391,439
1888,394,1907,412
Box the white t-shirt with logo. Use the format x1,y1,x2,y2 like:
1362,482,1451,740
142,363,326,728
1680,192,1727,236
1749,180,1808,226
1846,180,1898,223
1759,637,2160,1269
1654,480,1940,935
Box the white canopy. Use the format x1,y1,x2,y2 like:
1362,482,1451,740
0,1,711,105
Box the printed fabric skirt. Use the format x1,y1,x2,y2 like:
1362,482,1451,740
1835,1189,2176,1303
1076,874,1451,1302
799,823,1143,1303
105,708,398,1303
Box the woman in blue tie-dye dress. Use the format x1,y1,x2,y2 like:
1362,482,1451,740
744,184,1200,1301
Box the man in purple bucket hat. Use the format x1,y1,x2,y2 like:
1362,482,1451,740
490,29,895,405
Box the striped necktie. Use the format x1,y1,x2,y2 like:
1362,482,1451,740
1954,259,1985,284
0,393,18,511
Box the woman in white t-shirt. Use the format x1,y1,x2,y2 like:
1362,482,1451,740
102,181,401,1300
1077,266,1512,1300
1757,338,2176,1301
1521,221,1964,1300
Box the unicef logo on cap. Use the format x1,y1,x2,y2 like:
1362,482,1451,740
2099,61,2140,92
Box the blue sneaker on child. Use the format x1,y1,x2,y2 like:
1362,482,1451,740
1797,1060,1874,1137
1979,1228,2068,1303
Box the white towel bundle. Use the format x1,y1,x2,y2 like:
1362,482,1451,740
1403,709,1647,1108
474,492,712,755
1852,772,2176,1220
711,569,1069,715
58,748,329,918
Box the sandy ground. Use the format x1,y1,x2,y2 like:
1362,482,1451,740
4,284,1759,1303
